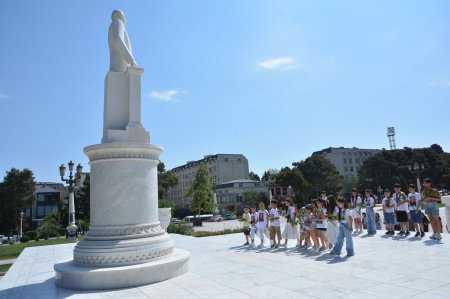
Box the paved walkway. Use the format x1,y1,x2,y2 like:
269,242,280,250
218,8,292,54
0,260,15,267
0,226,449,298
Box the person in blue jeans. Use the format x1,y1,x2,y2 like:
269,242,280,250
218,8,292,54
364,190,377,235
330,197,354,257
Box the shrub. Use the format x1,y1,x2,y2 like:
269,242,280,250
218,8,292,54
193,218,203,226
158,199,174,209
26,231,37,240
167,222,193,236
20,236,30,243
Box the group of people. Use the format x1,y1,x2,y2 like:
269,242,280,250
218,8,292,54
240,177,443,257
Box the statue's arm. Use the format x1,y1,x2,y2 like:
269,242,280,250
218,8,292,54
111,21,136,66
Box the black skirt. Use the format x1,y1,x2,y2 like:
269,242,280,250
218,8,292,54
396,210,408,222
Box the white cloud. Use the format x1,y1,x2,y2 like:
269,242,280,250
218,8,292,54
428,79,450,87
257,56,298,70
0,93,11,100
148,90,180,102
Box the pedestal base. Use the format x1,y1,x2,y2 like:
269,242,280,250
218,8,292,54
54,248,189,290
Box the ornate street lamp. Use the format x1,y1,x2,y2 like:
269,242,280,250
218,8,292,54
409,162,425,193
59,161,83,240
19,211,24,239
377,186,383,202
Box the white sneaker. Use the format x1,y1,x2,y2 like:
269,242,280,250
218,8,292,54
430,234,436,240
436,234,442,240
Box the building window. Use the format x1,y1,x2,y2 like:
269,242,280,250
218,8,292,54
344,167,348,172
350,167,354,172
343,158,347,163
349,159,352,163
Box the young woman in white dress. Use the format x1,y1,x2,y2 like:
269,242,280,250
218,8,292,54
326,195,339,249
350,189,363,234
281,198,300,247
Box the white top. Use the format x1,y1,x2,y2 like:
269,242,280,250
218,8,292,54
333,207,352,224
257,210,268,226
408,192,422,211
315,207,328,228
287,206,296,222
393,192,409,212
269,208,280,226
364,197,375,208
382,197,397,213
250,212,258,225
351,196,363,213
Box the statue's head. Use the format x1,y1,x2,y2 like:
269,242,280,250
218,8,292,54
111,10,126,24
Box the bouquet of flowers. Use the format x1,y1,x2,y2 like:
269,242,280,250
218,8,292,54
357,202,365,209
297,209,308,219
327,213,339,221
385,197,392,207
313,208,325,223
397,193,408,205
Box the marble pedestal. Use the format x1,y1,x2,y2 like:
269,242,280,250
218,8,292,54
54,142,189,290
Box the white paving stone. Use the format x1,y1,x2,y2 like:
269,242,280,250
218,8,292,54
0,230,449,298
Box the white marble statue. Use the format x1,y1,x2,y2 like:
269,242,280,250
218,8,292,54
109,10,137,72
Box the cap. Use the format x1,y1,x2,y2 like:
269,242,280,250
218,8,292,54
384,189,391,193
423,178,432,183
351,188,358,192
394,183,401,188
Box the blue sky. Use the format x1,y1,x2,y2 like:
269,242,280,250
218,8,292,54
1,1,449,182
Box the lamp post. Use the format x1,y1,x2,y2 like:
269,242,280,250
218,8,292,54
409,162,425,193
19,211,24,239
377,186,383,203
59,161,83,240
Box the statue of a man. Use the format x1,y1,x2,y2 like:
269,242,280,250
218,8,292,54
108,10,137,72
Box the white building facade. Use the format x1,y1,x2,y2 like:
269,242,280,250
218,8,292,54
167,154,249,208
215,179,267,213
312,147,381,180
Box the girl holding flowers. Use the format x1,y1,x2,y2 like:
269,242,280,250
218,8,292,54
314,199,329,251
281,198,300,247
350,189,363,234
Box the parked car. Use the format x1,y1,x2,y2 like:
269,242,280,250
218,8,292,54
222,214,237,220
440,189,448,196
208,215,223,222
0,235,8,244
170,217,181,224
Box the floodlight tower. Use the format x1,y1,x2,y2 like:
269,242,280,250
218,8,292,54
387,127,396,150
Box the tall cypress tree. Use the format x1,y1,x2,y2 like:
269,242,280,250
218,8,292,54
185,162,214,216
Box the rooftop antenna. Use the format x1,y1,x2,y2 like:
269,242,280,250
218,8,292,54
387,127,396,150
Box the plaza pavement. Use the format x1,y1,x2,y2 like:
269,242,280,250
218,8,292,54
1,222,449,299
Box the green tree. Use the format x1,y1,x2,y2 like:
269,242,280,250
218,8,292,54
158,161,179,200
185,162,214,216
292,156,343,201
274,166,306,203
242,190,269,207
358,145,450,191
75,174,90,221
261,169,279,182
0,168,36,234
38,209,62,239
249,171,260,181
